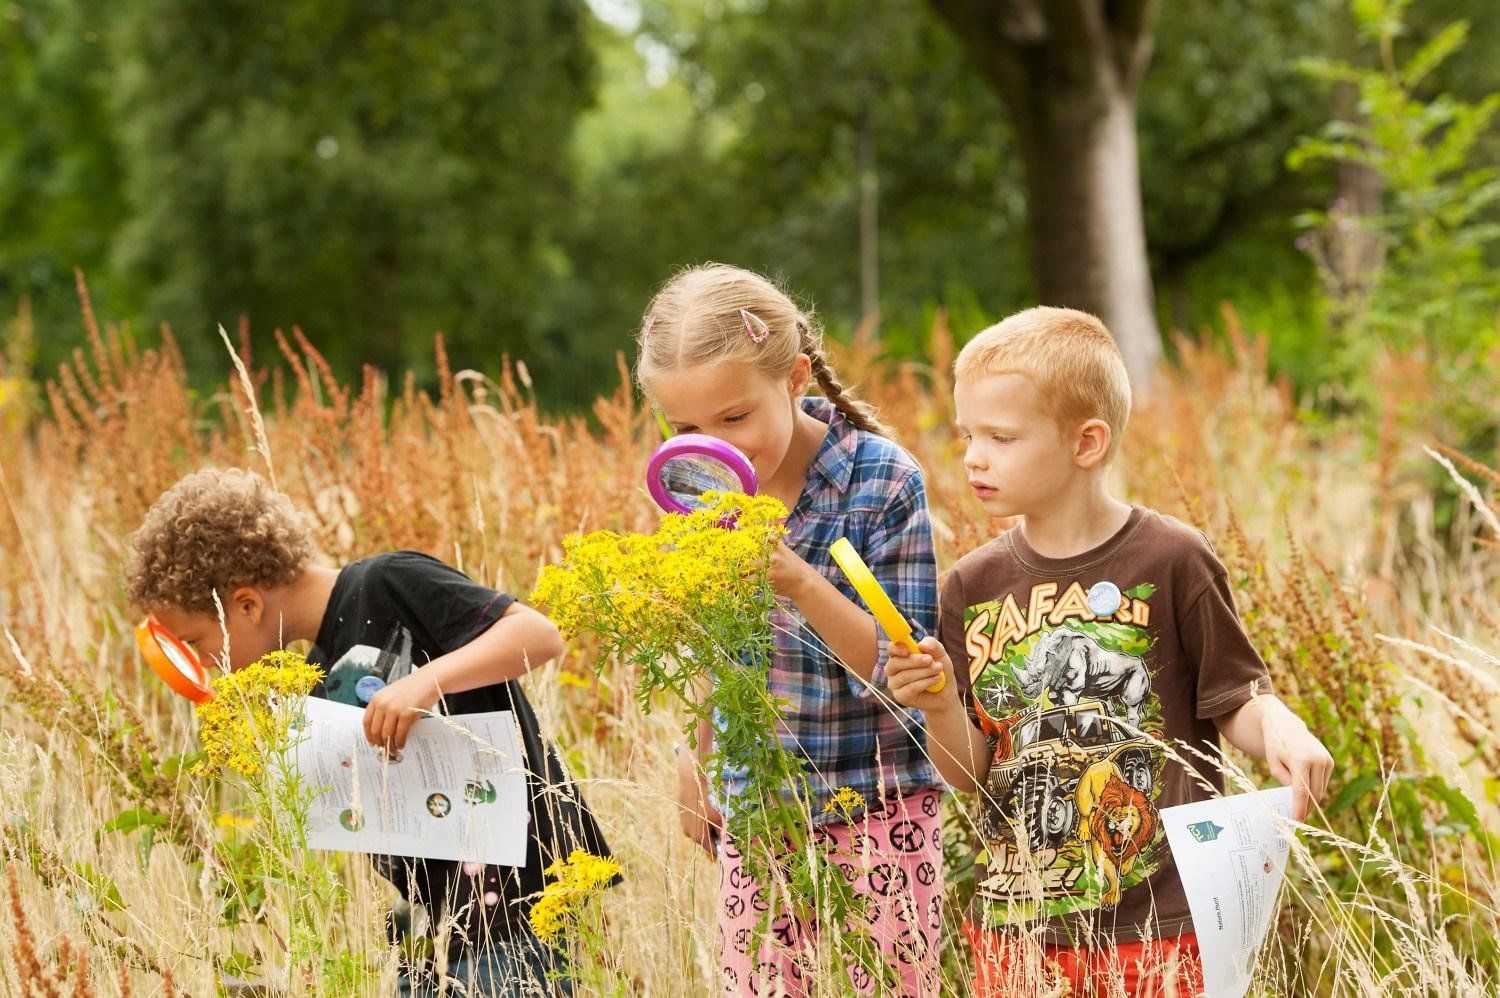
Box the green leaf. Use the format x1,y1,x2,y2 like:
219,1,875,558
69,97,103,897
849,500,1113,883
1422,776,1480,832
1326,773,1383,814
162,751,206,779
1401,21,1467,89
136,827,157,871
1123,583,1156,600
1294,55,1362,85
71,864,126,913
102,808,169,836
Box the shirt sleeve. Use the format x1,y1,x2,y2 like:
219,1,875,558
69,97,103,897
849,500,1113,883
1183,568,1274,720
378,551,518,656
853,468,939,698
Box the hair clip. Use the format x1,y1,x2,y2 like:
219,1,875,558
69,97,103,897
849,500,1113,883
740,309,770,344
641,314,657,338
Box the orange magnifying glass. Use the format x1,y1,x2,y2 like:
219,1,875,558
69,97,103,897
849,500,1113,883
829,537,945,694
135,616,214,703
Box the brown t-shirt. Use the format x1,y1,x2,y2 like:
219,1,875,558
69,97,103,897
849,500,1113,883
940,506,1272,945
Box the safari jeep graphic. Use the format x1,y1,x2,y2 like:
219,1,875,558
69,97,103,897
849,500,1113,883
964,580,1165,920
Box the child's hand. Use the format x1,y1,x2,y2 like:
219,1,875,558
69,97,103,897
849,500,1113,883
675,747,721,858
363,672,442,753
768,540,816,599
886,636,959,712
1261,705,1333,822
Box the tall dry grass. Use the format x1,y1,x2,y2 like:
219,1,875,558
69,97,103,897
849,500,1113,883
0,300,1494,995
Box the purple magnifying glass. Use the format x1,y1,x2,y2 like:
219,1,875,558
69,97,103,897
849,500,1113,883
646,434,758,514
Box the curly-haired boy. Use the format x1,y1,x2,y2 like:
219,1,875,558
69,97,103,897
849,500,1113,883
127,468,611,995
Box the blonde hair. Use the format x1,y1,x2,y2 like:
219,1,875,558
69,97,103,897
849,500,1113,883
635,263,890,436
125,468,314,614
954,307,1132,461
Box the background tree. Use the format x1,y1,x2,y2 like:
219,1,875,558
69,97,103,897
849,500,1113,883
0,0,1495,406
925,0,1163,387
614,0,1028,347
0,0,127,365
106,0,595,381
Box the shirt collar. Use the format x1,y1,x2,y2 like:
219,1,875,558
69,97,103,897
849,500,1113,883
801,396,858,495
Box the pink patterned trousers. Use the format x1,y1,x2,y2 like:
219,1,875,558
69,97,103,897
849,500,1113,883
716,788,945,996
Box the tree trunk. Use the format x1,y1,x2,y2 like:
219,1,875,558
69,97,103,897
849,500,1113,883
1328,81,1385,320
1015,86,1159,388
927,0,1163,391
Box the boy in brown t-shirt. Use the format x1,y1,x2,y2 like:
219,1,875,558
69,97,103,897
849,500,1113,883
886,307,1333,996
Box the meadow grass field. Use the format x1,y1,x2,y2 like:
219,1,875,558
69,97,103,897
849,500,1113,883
0,303,1494,996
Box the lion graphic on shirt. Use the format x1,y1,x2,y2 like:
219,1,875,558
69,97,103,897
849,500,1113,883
1075,759,1157,907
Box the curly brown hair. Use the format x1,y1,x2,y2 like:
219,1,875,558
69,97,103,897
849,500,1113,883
125,468,314,614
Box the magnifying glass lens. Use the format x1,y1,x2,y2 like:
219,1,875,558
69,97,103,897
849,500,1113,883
137,617,214,703
646,433,758,516
159,637,202,679
661,455,746,511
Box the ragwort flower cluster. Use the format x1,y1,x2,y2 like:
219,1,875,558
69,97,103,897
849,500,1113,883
527,850,623,943
532,491,879,976
193,649,323,778
531,491,787,690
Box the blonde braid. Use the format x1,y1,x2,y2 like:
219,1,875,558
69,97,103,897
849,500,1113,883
798,321,892,438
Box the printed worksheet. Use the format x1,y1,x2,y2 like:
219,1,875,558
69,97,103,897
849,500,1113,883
1161,787,1295,998
293,698,530,867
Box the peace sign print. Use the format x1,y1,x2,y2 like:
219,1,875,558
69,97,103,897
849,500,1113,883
749,961,783,996
868,862,910,897
893,926,929,965
887,820,926,853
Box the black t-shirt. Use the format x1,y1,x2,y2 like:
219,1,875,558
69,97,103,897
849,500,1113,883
309,551,613,953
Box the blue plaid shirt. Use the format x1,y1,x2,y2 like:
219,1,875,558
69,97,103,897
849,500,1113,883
716,397,942,823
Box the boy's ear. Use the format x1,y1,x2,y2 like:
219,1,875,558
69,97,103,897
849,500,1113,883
229,585,265,624
1074,418,1113,469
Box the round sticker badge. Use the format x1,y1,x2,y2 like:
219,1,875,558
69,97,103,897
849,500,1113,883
355,674,386,705
1086,581,1123,617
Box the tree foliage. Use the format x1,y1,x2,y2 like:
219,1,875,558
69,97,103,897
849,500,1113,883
0,0,1495,405
106,0,595,379
0,0,127,353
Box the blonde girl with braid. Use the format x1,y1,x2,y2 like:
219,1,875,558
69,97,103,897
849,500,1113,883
638,264,945,996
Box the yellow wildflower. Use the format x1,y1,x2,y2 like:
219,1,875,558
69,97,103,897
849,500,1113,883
215,811,257,831
527,849,622,943
193,649,323,778
529,491,786,651
824,786,867,817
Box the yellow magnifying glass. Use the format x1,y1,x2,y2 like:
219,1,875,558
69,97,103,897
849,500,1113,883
829,537,945,694
135,616,214,703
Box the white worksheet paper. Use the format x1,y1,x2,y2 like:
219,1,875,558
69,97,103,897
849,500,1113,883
1160,786,1294,998
293,698,530,867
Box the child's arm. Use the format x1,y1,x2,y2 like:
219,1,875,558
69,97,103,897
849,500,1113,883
886,636,993,792
675,711,722,857
1215,693,1333,822
770,471,937,686
364,602,564,751
771,542,883,682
